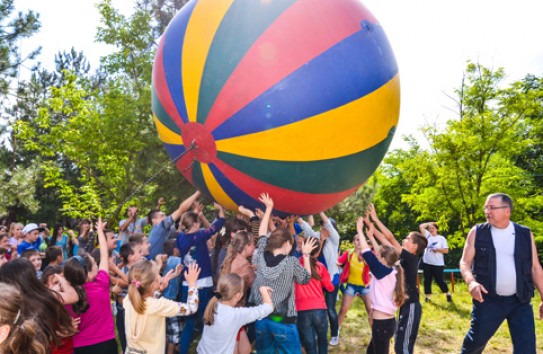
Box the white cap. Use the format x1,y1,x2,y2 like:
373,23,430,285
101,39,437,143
22,223,45,235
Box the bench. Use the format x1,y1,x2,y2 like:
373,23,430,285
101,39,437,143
416,268,462,292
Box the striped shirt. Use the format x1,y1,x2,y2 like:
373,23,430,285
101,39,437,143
249,236,310,317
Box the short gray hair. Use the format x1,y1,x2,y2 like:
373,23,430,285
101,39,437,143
487,193,513,211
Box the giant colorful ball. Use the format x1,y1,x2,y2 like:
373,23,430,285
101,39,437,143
152,0,400,215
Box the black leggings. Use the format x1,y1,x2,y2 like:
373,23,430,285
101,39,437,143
74,339,118,354
367,318,396,354
423,263,449,294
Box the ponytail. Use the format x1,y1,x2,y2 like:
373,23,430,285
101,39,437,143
379,245,407,307
203,296,220,326
63,255,92,314
394,264,407,307
204,273,244,326
5,318,48,354
127,260,158,314
71,285,89,314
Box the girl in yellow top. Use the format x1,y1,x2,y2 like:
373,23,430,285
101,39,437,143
123,260,200,354
336,234,372,343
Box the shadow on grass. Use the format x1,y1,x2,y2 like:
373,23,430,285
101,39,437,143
424,300,472,318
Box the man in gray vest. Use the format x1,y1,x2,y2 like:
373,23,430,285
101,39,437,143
459,193,543,353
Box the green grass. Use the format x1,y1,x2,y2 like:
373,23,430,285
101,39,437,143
331,282,543,353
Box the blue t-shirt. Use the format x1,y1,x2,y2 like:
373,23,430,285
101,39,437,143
148,215,175,260
18,238,42,254
162,256,182,300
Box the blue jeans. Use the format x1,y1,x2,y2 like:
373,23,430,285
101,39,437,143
461,294,536,354
178,286,212,354
297,309,328,354
255,317,302,354
325,284,339,337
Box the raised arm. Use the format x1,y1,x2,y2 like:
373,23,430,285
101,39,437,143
258,193,274,236
286,215,298,236
119,214,135,232
320,211,340,244
364,214,389,247
215,203,226,219
363,216,380,251
301,237,319,274
156,197,165,211
239,205,261,235
194,201,210,228
297,216,319,239
356,217,371,250
368,204,401,253
307,215,315,227
368,204,395,239
96,218,109,272
171,191,201,221
419,222,432,235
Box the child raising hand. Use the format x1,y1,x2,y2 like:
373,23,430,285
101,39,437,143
124,262,201,354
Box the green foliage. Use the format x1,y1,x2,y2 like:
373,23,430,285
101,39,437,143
11,1,195,226
0,165,40,215
327,182,376,239
0,0,40,96
372,138,423,238
373,63,543,258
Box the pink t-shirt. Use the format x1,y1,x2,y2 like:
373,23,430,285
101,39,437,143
69,270,115,347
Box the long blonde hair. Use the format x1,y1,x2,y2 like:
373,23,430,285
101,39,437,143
203,273,244,326
127,260,158,314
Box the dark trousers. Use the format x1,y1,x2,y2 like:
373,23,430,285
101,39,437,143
324,284,340,337
461,295,536,354
367,318,396,354
116,301,127,352
179,285,213,354
297,309,329,354
423,263,448,294
395,302,422,354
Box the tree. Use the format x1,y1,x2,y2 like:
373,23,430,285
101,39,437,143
0,165,40,218
400,63,543,250
372,136,423,239
14,0,195,225
326,181,376,239
0,0,40,97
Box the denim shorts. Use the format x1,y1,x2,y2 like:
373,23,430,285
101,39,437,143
344,283,370,296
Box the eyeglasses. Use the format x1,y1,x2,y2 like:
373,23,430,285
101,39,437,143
483,205,509,211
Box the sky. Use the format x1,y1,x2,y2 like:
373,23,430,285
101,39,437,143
14,0,543,149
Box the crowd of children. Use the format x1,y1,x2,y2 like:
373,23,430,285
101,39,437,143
0,191,431,354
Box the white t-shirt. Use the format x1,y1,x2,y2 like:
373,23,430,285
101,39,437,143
422,231,448,266
491,222,516,296
197,302,273,354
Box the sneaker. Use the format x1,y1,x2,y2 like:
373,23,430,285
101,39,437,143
446,294,452,302
424,297,431,303
329,336,339,346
